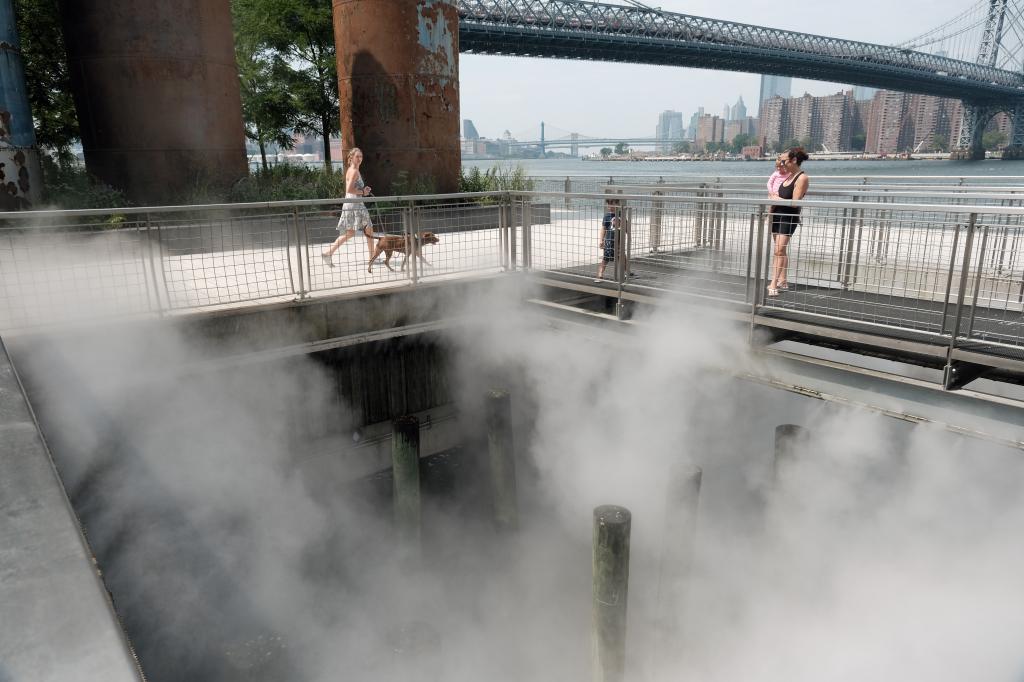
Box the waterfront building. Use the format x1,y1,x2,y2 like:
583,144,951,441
759,91,857,152
865,90,910,154
759,96,786,149
695,114,725,152
463,119,480,140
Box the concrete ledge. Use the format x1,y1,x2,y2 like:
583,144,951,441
0,340,142,682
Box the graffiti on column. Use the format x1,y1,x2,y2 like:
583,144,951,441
0,109,33,210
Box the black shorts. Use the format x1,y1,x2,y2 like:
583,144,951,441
602,232,616,263
771,213,800,236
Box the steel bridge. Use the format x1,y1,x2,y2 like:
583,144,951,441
457,0,1024,103
456,0,1024,156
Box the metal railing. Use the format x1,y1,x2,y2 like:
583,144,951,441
513,189,1024,366
3,188,1024,376
0,192,515,330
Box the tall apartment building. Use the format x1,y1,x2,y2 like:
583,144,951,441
865,91,911,154
759,91,857,151
758,75,791,114
759,96,786,148
724,117,757,144
813,91,853,151
695,114,725,152
655,110,684,152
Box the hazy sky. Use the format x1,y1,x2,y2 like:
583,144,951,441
459,0,972,140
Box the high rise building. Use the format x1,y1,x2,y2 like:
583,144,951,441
695,114,725,152
758,75,791,114
852,86,878,101
463,119,480,140
759,96,786,149
655,110,685,153
729,96,747,123
759,91,856,151
722,104,731,122
865,90,910,154
687,107,704,140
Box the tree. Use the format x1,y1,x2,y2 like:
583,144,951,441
983,131,1007,151
233,0,339,170
729,133,756,154
850,133,867,152
671,140,692,154
931,134,949,153
234,20,298,170
600,147,613,158
13,0,79,165
614,141,630,155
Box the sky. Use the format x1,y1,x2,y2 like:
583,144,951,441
458,0,974,140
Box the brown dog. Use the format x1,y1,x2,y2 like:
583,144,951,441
368,231,440,273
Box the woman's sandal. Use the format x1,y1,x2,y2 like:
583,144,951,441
321,252,334,268
777,282,789,291
766,286,779,297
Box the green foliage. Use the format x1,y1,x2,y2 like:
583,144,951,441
614,141,630,155
850,133,867,152
229,164,347,202
39,156,128,211
983,131,1008,151
600,147,612,158
459,166,535,194
13,0,79,163
232,0,339,169
234,17,298,170
671,140,692,154
729,133,757,154
391,171,438,197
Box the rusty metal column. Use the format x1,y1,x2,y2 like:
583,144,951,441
0,0,41,208
59,0,248,205
334,0,461,195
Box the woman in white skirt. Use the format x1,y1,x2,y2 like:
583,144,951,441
322,147,374,267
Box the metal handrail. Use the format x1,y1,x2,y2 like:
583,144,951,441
1,191,509,221
512,189,1024,217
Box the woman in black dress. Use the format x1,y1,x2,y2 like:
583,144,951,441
767,148,809,297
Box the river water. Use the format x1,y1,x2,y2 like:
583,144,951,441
464,156,1024,179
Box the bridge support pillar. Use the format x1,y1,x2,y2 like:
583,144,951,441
334,0,461,195
950,103,994,160
1000,102,1024,160
60,0,247,204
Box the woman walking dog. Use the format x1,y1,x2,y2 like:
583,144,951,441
322,147,375,268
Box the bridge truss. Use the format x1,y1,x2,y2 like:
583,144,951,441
457,0,1024,105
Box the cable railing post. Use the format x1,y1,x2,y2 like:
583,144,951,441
966,222,990,340
408,203,420,286
939,222,963,335
749,204,767,336
523,195,533,271
290,206,306,300
945,212,978,382
509,195,518,271
144,212,164,317
499,194,509,271
744,209,756,304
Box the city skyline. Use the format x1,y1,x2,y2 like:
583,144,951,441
459,0,972,140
